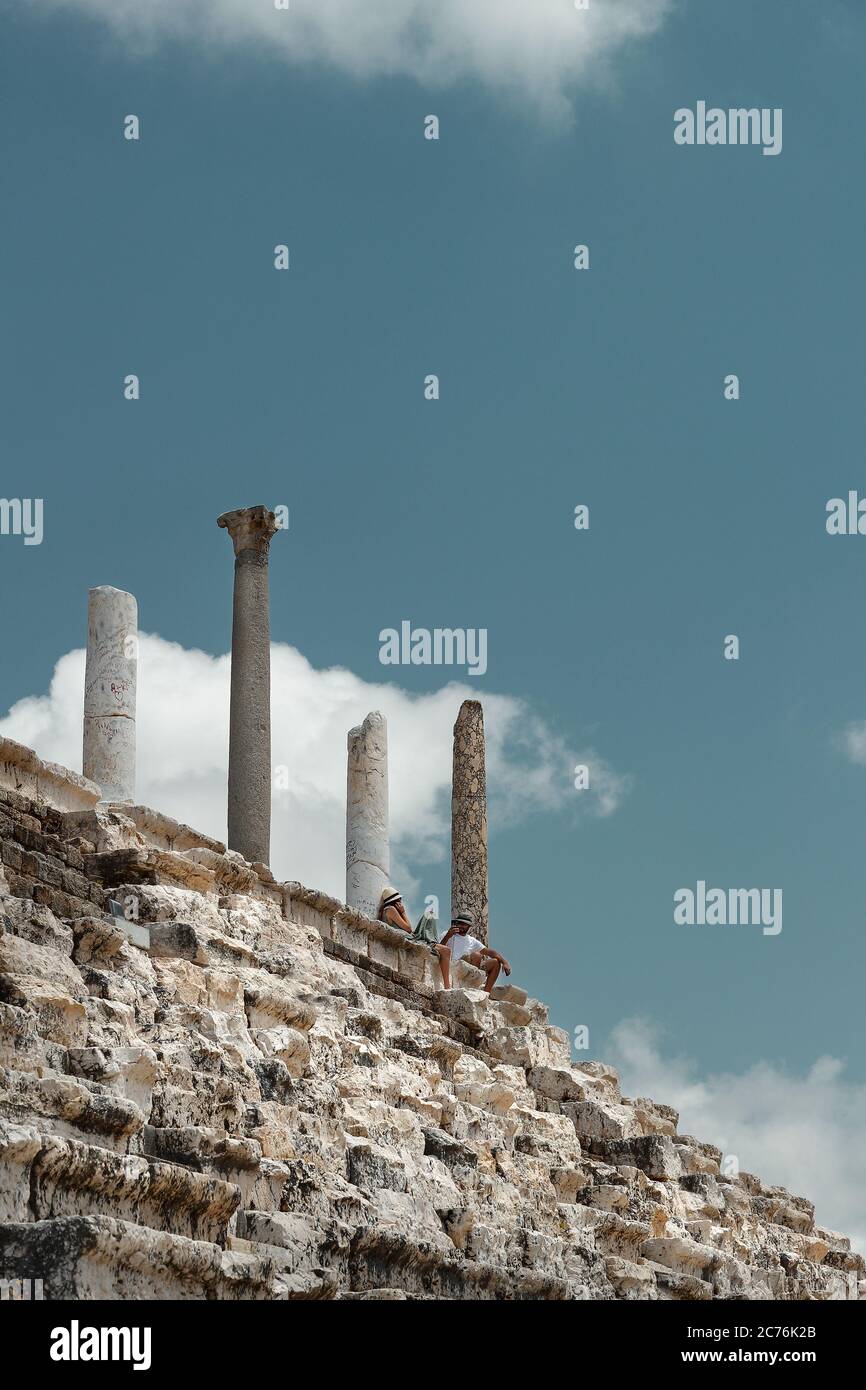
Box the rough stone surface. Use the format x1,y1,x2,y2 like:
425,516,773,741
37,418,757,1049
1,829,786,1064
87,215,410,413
451,700,488,943
83,586,138,805
0,762,862,1301
345,712,389,920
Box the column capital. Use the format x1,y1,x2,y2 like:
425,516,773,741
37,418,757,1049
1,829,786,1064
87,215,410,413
217,506,279,557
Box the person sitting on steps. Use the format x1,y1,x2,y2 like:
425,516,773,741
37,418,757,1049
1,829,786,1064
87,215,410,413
440,910,511,993
378,886,452,990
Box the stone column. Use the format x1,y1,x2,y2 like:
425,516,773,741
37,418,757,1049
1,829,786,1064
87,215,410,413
217,506,279,866
451,699,489,943
83,586,138,804
346,711,389,918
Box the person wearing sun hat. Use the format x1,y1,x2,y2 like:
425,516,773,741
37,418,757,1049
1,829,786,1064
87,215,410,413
378,886,452,990
440,910,511,994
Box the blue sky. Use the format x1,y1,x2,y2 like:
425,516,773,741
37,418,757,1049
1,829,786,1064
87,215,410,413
2,0,866,1237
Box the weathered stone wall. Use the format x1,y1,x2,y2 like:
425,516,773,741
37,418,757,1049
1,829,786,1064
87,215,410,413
0,752,863,1301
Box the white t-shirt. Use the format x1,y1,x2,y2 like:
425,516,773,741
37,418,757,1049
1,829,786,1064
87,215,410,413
449,931,484,962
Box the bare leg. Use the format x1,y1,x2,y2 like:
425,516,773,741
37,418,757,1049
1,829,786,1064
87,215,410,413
482,957,501,993
436,944,452,990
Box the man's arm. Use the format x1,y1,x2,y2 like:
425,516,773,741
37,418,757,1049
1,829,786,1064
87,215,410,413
479,946,511,972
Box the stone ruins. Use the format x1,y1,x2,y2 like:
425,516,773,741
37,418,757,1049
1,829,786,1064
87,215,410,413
0,510,862,1300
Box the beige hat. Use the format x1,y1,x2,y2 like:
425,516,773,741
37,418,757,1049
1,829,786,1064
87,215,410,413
380,887,402,911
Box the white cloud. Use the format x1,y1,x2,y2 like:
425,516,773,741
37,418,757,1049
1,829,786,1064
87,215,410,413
607,1017,866,1255
840,721,866,766
29,0,675,117
0,634,628,904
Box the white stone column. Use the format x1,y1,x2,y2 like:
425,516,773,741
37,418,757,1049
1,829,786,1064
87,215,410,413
346,711,389,918
83,586,138,804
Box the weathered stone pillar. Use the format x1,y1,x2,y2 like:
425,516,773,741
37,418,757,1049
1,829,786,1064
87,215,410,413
346,711,389,918
217,506,279,866
451,699,488,942
83,587,138,804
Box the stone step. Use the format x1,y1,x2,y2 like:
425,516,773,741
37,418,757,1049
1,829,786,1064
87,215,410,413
0,1125,240,1242
490,983,528,1006
0,1214,284,1300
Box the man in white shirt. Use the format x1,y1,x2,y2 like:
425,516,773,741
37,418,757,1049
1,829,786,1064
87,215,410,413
441,911,511,993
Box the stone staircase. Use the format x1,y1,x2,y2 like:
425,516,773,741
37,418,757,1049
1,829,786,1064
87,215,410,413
0,746,863,1300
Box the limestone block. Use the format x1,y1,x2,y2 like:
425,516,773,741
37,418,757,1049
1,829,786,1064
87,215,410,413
367,934,403,972
67,1046,158,1116
0,932,87,1046
452,1073,516,1115
0,737,100,813
0,1002,64,1075
434,987,489,1034
587,1183,630,1213
523,997,550,1026
1,898,73,955
629,1096,679,1137
243,979,316,1032
551,1165,590,1202
251,1026,310,1078
0,930,84,996
0,1214,286,1300
512,1106,582,1163
237,1210,332,1281
347,1136,408,1193
649,1263,714,1300
492,999,533,1027
341,1097,425,1156
116,806,225,855
490,983,528,1006
592,1213,653,1259
452,958,487,990
604,1255,657,1299
397,943,439,990
573,1060,621,1100
772,1202,816,1235
640,1236,718,1279
327,916,374,957
485,1024,569,1071
674,1141,721,1176
72,915,127,965
149,921,256,969
563,1098,638,1143
0,1071,145,1149
366,1189,455,1252
527,1065,587,1104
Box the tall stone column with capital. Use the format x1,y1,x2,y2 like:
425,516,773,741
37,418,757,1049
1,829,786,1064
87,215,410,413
451,699,489,943
83,586,138,804
217,506,279,865
346,711,389,918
